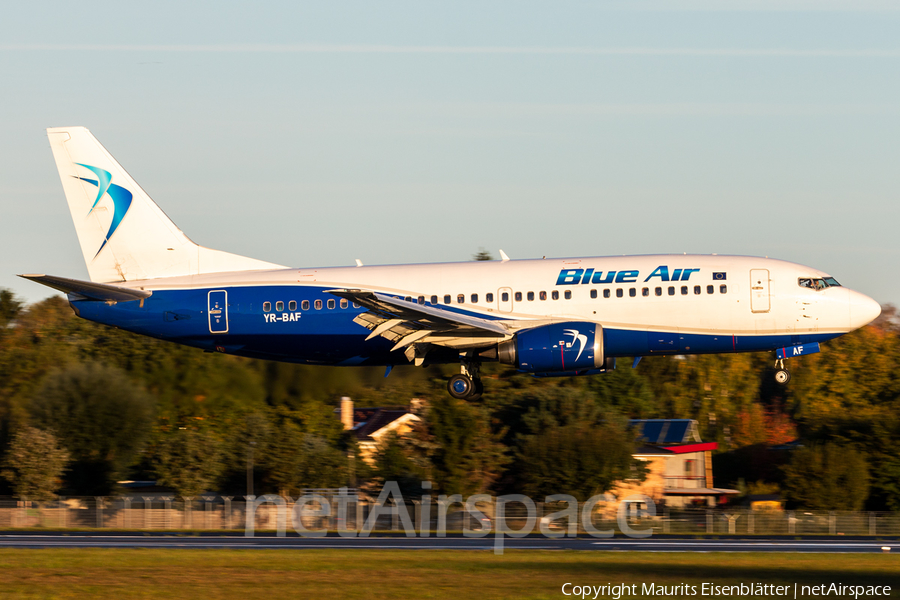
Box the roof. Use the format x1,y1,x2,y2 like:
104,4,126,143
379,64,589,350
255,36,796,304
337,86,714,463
663,488,741,496
347,407,417,441
630,419,701,444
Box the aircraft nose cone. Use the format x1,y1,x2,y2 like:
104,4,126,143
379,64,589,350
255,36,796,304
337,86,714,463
849,290,881,329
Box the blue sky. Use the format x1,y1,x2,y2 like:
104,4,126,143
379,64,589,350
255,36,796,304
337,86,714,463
2,1,898,305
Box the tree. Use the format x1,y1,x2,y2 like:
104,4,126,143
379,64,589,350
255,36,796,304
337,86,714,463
295,434,351,489
426,396,508,496
152,427,225,498
472,248,493,261
373,431,431,498
781,443,870,511
29,362,155,495
0,289,23,330
515,421,644,501
1,426,70,501
263,418,306,496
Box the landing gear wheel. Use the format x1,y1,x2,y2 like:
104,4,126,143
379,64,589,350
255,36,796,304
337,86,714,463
467,379,484,401
774,369,791,385
448,374,474,399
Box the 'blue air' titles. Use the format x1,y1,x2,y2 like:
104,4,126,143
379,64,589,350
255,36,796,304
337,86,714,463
556,266,702,286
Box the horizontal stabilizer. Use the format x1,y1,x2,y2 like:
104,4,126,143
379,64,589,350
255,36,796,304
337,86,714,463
19,274,151,303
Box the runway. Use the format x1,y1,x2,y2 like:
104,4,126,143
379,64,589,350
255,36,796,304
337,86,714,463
0,533,895,553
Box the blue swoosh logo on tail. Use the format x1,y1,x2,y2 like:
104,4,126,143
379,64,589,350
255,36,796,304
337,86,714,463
73,163,133,257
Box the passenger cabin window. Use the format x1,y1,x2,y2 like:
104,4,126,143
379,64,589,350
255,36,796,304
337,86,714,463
471,293,478,303
289,300,297,311
603,289,610,298
314,300,322,310
539,291,547,301
276,301,284,312
707,285,714,294
340,299,349,309
327,299,336,309
564,290,572,300
457,294,465,304
642,288,649,297
418,296,425,305
694,286,701,295
616,288,623,298
515,292,522,302
668,286,675,296
527,291,535,301
431,295,438,304
502,292,509,302
486,293,494,303
629,288,636,297
720,284,727,294
263,302,272,313
444,295,451,304
655,287,662,296
590,289,597,299
301,300,310,310
552,290,559,300
681,286,688,295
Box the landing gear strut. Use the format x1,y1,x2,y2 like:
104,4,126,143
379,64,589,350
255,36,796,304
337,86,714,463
774,358,791,385
447,354,483,400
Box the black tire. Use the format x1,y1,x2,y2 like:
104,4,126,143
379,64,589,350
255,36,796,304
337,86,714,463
448,374,474,399
774,369,791,385
467,379,485,401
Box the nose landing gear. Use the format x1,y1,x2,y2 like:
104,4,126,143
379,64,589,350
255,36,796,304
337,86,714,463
774,358,791,385
447,354,484,400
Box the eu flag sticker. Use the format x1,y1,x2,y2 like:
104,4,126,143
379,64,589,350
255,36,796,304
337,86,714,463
713,272,727,280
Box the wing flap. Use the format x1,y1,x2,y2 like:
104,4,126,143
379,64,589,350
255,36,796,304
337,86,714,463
329,289,512,355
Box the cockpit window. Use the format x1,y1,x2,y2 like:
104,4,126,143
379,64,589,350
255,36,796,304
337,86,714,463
799,277,841,291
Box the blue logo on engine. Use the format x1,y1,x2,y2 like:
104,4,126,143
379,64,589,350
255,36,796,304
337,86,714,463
74,163,133,257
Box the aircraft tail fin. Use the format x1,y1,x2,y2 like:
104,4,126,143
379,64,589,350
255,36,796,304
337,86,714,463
46,127,285,283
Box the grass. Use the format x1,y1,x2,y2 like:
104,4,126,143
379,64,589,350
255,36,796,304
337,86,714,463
0,550,898,599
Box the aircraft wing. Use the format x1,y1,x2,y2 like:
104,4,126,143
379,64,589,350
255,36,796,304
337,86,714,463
327,289,512,364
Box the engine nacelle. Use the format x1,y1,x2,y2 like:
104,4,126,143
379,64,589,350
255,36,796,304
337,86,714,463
497,322,605,373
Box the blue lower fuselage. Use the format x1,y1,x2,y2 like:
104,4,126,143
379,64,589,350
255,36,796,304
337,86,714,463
71,285,840,367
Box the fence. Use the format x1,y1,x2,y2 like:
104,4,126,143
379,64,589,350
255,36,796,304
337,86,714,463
1,495,898,536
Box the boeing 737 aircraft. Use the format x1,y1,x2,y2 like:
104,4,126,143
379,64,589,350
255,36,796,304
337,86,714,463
21,127,881,400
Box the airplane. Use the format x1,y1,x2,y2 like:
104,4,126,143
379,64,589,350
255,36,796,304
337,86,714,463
21,127,881,400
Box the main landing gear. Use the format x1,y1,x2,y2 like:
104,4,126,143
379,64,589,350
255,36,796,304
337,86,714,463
774,358,791,385
447,354,484,400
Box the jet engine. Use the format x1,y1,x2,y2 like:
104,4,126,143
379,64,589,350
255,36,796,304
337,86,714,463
493,322,608,374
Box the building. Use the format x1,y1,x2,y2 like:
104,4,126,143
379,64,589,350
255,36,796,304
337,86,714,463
611,419,740,509
337,397,422,464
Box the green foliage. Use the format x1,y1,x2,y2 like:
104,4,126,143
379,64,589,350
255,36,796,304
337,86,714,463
782,443,871,511
151,427,224,498
425,396,508,496
515,421,644,501
0,426,70,501
29,362,155,495
0,289,23,330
